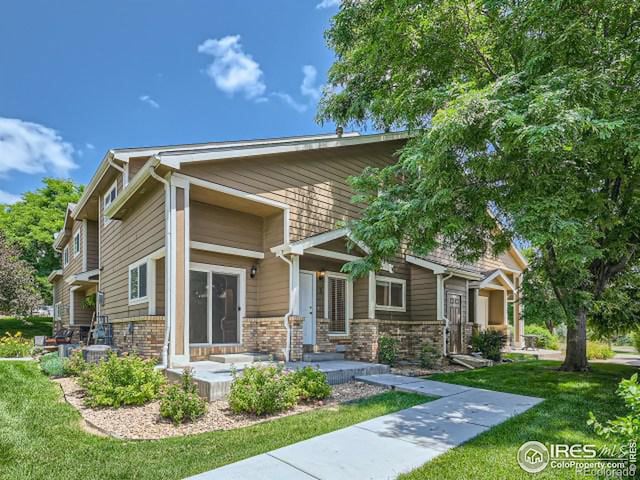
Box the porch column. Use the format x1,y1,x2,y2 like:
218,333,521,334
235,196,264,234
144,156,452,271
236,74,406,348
169,178,190,364
368,271,375,319
513,274,523,348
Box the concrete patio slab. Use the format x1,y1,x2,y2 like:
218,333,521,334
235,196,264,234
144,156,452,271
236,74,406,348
394,379,473,397
188,454,314,480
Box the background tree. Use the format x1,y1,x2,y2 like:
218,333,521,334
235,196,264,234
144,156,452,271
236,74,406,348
0,232,41,317
319,0,640,371
0,178,83,303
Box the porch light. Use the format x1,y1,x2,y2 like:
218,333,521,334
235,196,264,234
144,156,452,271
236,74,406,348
318,269,326,280
250,265,257,278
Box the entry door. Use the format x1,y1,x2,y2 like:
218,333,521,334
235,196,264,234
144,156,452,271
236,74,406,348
299,271,315,345
447,293,463,354
211,273,239,344
477,296,489,329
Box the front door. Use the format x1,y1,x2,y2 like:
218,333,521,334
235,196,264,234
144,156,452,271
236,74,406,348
299,271,315,345
211,273,239,344
447,293,463,354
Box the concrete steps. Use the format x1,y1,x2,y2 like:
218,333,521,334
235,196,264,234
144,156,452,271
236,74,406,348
208,352,271,363
302,352,345,362
449,354,493,369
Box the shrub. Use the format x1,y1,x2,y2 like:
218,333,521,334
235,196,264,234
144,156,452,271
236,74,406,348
63,350,88,377
586,342,615,360
588,373,640,443
290,366,331,401
631,330,640,354
419,343,440,369
0,332,31,358
524,325,560,350
40,352,64,377
80,353,165,408
160,368,207,425
471,330,505,361
378,335,399,365
228,365,299,416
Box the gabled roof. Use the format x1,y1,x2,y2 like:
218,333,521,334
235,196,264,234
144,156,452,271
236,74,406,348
53,203,77,251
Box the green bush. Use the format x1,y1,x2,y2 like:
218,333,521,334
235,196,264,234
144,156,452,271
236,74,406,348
160,368,207,425
228,365,299,416
586,342,615,360
631,330,640,354
524,325,560,350
40,352,64,377
419,343,440,369
378,335,399,365
0,332,32,358
471,330,505,361
290,366,331,401
80,353,165,408
588,373,640,443
63,350,88,377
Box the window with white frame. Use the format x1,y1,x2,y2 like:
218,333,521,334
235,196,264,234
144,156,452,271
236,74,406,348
128,259,148,304
325,273,351,334
103,181,117,225
376,276,406,311
54,302,63,320
63,246,69,267
73,231,81,257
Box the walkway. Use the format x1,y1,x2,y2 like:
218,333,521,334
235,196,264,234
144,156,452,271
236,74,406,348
187,374,543,480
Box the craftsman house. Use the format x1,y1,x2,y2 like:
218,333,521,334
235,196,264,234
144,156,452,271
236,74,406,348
50,131,527,367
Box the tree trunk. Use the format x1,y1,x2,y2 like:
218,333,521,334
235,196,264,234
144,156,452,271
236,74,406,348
560,309,590,371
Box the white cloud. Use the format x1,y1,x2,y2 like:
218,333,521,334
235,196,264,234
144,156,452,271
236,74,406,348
0,190,20,204
316,0,340,9
139,95,160,109
85,143,95,150
197,35,266,100
271,92,308,113
300,65,322,101
0,117,77,177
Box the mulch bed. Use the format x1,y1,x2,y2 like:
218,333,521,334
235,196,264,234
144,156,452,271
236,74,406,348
55,377,387,440
390,362,467,377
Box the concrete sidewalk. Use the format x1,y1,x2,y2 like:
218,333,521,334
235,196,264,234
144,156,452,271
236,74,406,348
187,374,543,480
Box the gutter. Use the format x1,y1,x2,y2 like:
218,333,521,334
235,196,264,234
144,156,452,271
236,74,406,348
442,273,454,356
275,251,293,362
103,156,161,220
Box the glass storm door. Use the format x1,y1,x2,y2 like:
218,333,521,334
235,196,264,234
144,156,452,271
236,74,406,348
189,271,208,344
211,273,239,344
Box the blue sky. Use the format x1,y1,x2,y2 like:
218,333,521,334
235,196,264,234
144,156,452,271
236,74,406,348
0,0,344,203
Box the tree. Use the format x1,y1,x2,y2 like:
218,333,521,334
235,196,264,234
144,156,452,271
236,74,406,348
319,0,640,371
0,232,41,317
0,178,83,303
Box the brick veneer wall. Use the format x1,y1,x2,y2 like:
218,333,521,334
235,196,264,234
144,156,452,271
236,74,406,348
109,316,165,359
242,316,304,361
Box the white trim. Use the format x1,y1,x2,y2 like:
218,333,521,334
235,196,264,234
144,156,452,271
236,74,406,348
48,269,63,282
82,220,88,271
188,262,246,346
478,270,515,291
123,163,129,187
148,258,157,315
374,275,407,312
63,246,69,267
299,269,317,344
183,179,190,358
291,256,300,316
169,183,178,360
324,271,352,335
368,271,376,319
406,255,483,280
69,286,82,326
306,247,362,263
128,258,149,305
190,241,265,259
73,230,81,258
64,269,100,285
436,274,444,321
103,180,118,225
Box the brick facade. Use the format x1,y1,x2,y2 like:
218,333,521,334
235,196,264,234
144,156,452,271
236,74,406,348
109,316,165,359
242,316,304,361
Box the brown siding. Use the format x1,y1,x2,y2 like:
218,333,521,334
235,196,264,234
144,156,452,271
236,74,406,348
190,201,263,252
85,220,99,270
189,250,259,317
257,212,288,316
409,265,437,322
99,176,165,321
155,257,165,315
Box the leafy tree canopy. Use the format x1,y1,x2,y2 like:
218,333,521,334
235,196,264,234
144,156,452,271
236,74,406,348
319,0,640,370
0,178,83,302
0,232,41,316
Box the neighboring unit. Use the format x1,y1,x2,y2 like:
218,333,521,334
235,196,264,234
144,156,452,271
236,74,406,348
50,132,526,367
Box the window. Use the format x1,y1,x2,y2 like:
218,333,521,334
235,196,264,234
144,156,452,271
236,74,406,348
63,246,69,267
103,181,117,225
376,276,406,312
73,231,81,257
54,302,63,320
128,260,148,304
325,273,351,334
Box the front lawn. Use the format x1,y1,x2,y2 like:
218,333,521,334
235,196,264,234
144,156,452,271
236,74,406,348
0,361,426,480
402,360,637,480
0,316,52,338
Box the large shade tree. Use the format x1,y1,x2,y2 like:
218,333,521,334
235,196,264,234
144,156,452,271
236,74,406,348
0,232,41,317
319,0,640,370
0,178,83,303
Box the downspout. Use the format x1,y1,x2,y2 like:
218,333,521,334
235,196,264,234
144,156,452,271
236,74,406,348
275,251,293,362
149,159,171,368
442,272,454,356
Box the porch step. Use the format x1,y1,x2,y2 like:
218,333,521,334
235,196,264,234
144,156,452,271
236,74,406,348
449,354,494,369
208,352,271,364
302,352,345,362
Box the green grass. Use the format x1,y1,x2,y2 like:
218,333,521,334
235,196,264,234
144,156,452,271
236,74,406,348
401,360,637,480
0,361,427,480
0,316,52,339
502,352,538,362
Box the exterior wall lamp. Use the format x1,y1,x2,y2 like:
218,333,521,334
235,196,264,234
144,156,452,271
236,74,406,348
250,265,258,278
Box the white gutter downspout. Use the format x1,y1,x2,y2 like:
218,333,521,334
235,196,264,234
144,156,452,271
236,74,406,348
441,272,454,356
276,251,293,362
149,160,171,368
